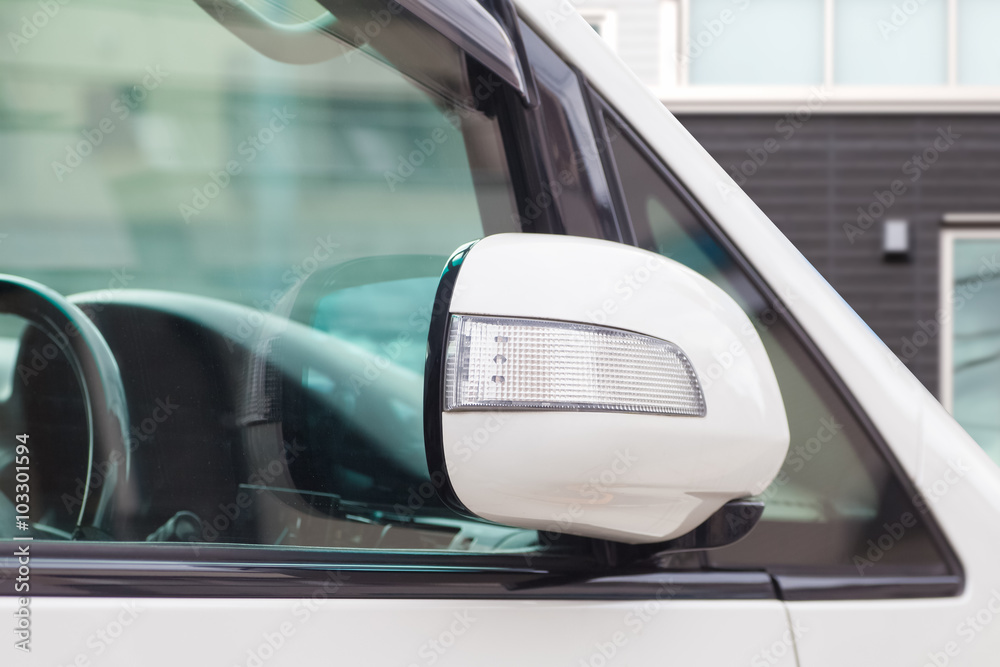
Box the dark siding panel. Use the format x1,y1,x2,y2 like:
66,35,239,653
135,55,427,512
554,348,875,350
676,115,1000,397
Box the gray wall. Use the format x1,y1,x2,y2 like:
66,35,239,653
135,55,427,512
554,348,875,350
677,114,1000,397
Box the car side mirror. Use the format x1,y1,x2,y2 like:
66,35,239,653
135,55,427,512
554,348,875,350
423,234,789,545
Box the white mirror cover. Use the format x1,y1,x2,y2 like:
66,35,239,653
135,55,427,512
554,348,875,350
435,234,789,544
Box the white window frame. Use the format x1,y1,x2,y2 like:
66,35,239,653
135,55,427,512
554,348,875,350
660,0,1000,113
938,220,1000,413
578,8,619,53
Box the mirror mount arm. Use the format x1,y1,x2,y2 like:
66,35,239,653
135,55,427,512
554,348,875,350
639,498,764,563
506,499,765,592
590,498,765,570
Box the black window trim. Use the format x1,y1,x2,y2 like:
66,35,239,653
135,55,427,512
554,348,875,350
587,87,964,602
396,0,535,105
518,24,624,242
1,541,776,600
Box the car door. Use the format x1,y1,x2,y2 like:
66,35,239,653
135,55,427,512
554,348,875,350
0,1,797,665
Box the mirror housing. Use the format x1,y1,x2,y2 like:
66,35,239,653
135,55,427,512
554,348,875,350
424,234,789,545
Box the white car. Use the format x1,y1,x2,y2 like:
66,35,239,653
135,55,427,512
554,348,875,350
1,0,998,665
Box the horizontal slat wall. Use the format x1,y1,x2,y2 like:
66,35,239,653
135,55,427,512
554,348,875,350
676,115,1000,397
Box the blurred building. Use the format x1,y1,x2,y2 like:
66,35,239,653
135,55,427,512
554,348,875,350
575,0,1000,460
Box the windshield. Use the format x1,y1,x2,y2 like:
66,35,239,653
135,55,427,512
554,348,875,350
0,0,536,552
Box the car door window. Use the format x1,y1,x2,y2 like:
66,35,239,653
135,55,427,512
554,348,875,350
0,0,543,553
601,112,952,578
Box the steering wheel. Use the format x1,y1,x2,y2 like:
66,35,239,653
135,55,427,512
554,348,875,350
0,275,131,539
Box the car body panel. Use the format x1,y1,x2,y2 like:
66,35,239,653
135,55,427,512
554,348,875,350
2,596,796,667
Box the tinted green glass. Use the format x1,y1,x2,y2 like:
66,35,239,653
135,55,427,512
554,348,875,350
0,0,538,552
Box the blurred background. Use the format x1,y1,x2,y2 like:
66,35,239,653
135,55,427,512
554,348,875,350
576,0,1000,461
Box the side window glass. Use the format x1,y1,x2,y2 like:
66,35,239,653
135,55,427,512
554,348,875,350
604,115,949,575
0,0,540,553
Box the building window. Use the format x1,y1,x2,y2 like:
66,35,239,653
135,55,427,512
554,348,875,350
686,0,824,86
675,0,1000,94
958,0,1000,85
834,0,947,85
579,9,619,52
940,222,1000,464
